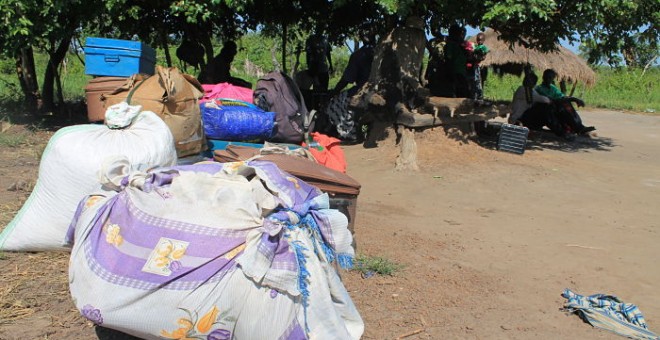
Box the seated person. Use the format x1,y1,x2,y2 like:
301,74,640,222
535,69,595,135
510,73,569,138
198,41,252,89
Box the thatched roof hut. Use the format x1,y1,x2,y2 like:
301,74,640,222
473,29,596,87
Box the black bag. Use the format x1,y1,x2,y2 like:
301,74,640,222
253,71,314,143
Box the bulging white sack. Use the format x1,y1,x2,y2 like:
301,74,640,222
0,110,177,251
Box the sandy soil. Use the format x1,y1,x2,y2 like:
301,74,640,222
1,109,659,339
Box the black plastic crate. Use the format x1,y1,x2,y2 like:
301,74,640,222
497,123,529,154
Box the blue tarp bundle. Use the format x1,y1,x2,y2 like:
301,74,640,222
201,99,275,141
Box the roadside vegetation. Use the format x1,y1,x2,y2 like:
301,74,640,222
484,67,659,113
0,33,657,123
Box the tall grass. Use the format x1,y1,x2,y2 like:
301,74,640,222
482,67,659,113
583,68,659,112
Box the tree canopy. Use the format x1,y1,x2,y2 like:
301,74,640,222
1,0,657,112
3,0,656,57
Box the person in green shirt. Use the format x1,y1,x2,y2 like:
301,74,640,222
468,32,489,100
535,69,595,135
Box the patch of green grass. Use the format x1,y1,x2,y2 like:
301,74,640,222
0,132,28,147
583,67,659,113
353,254,404,277
483,72,521,102
0,252,6,260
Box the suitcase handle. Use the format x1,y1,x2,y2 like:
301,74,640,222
104,55,120,63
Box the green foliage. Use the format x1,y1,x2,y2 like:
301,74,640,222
353,254,404,276
0,58,13,74
0,131,28,147
0,30,657,117
576,0,658,67
483,72,521,102
229,32,350,84
0,0,92,57
582,67,659,112
0,49,88,118
0,0,656,113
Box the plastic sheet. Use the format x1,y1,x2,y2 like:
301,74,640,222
201,99,275,141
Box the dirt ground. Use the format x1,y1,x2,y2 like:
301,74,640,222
1,109,659,339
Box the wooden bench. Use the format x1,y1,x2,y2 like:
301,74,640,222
392,97,510,171
396,96,509,131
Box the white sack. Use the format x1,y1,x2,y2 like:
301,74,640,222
67,161,362,339
0,111,177,251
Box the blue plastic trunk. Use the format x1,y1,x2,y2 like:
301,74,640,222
84,37,156,77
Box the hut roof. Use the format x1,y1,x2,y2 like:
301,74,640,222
472,29,596,86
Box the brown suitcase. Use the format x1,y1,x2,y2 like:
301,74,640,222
84,76,129,122
214,145,361,195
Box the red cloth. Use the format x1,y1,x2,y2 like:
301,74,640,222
200,83,254,104
303,132,347,173
463,41,475,68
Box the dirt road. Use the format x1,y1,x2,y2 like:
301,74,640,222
1,109,659,339
343,109,660,339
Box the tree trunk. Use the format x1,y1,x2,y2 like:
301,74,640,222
282,23,288,75
351,17,443,155
200,33,214,74
394,125,419,171
161,31,172,67
292,43,301,75
43,35,72,113
352,18,426,117
270,46,281,72
15,47,41,114
621,39,637,68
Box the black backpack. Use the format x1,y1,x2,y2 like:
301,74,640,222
254,71,314,143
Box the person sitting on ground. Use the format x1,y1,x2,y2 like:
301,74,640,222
510,72,570,139
535,69,595,135
198,41,252,89
305,30,333,91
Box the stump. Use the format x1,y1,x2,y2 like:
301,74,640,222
395,125,419,171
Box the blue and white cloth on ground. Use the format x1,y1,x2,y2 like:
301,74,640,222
562,288,659,340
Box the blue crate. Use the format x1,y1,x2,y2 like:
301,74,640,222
84,37,156,77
